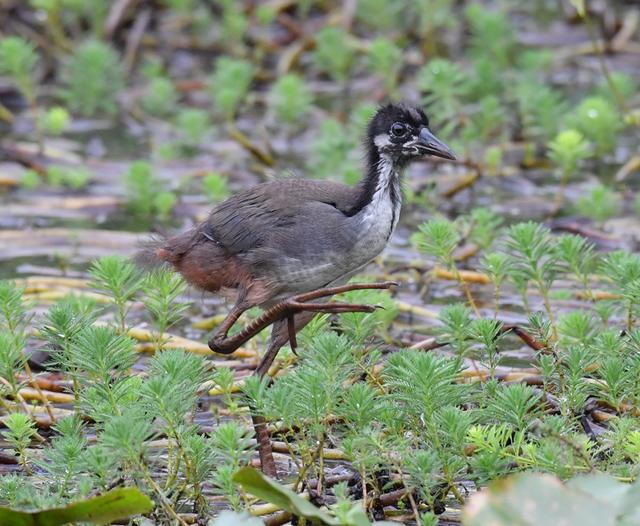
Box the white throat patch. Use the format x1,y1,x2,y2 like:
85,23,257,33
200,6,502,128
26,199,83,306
374,133,391,150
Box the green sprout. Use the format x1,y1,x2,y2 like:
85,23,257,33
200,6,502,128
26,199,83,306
268,73,313,125
348,102,378,135
161,0,197,12
601,251,640,330
255,4,276,24
484,145,503,175
569,96,623,155
21,169,41,189
0,331,27,406
313,26,355,82
210,422,255,510
216,0,248,51
484,383,541,431
481,252,511,316
597,72,637,104
471,318,504,378
45,165,92,189
60,39,124,117
504,222,561,338
39,416,88,496
40,296,98,400
417,58,469,135
367,38,402,95
416,218,459,264
556,234,597,301
3,413,37,473
176,107,211,149
209,57,255,119
576,184,620,227
123,160,177,223
412,0,455,53
461,94,505,146
202,171,230,202
515,83,567,142
0,37,39,104
89,255,143,332
142,77,178,118
38,106,71,135
310,118,357,181
467,208,504,251
143,268,190,349
213,367,238,412
57,0,110,36
465,3,515,67
548,129,590,185
415,218,479,314
355,0,400,31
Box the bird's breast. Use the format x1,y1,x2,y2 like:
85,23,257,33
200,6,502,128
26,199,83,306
348,185,401,265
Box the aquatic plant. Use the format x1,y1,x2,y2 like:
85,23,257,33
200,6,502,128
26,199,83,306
59,39,124,117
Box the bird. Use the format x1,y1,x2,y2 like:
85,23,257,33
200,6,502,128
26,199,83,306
138,103,455,357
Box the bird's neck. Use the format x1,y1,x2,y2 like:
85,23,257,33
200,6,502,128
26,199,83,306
350,144,402,216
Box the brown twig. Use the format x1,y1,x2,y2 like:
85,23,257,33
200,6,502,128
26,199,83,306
227,123,275,167
123,8,151,73
502,324,546,352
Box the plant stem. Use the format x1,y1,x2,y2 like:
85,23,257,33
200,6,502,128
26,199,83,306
140,460,189,526
23,360,55,423
317,433,325,497
450,263,480,316
540,287,558,341
493,282,501,319
582,9,628,113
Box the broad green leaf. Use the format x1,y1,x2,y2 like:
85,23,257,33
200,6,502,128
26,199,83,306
0,487,153,526
234,467,340,525
618,477,640,524
567,473,629,510
233,467,396,526
463,473,616,526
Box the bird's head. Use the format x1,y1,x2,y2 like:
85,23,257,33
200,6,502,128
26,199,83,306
367,103,456,164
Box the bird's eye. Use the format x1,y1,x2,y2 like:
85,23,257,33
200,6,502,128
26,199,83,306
391,123,406,137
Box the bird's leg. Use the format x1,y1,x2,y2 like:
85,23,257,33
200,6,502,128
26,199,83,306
252,314,315,478
246,282,397,477
208,281,397,355
252,413,276,478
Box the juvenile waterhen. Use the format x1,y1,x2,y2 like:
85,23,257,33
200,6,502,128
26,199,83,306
141,103,455,357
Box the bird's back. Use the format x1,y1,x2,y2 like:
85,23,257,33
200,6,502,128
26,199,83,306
156,178,364,300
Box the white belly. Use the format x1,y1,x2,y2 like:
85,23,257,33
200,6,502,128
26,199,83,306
269,159,401,296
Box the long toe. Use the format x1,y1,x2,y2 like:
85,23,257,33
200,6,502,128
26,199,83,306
208,335,238,355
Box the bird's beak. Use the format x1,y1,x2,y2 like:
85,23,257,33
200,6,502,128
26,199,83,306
417,127,456,160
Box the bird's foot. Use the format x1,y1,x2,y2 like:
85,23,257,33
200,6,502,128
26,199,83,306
207,281,398,355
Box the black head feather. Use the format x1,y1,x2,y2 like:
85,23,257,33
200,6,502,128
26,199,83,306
367,103,429,140
365,102,453,163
